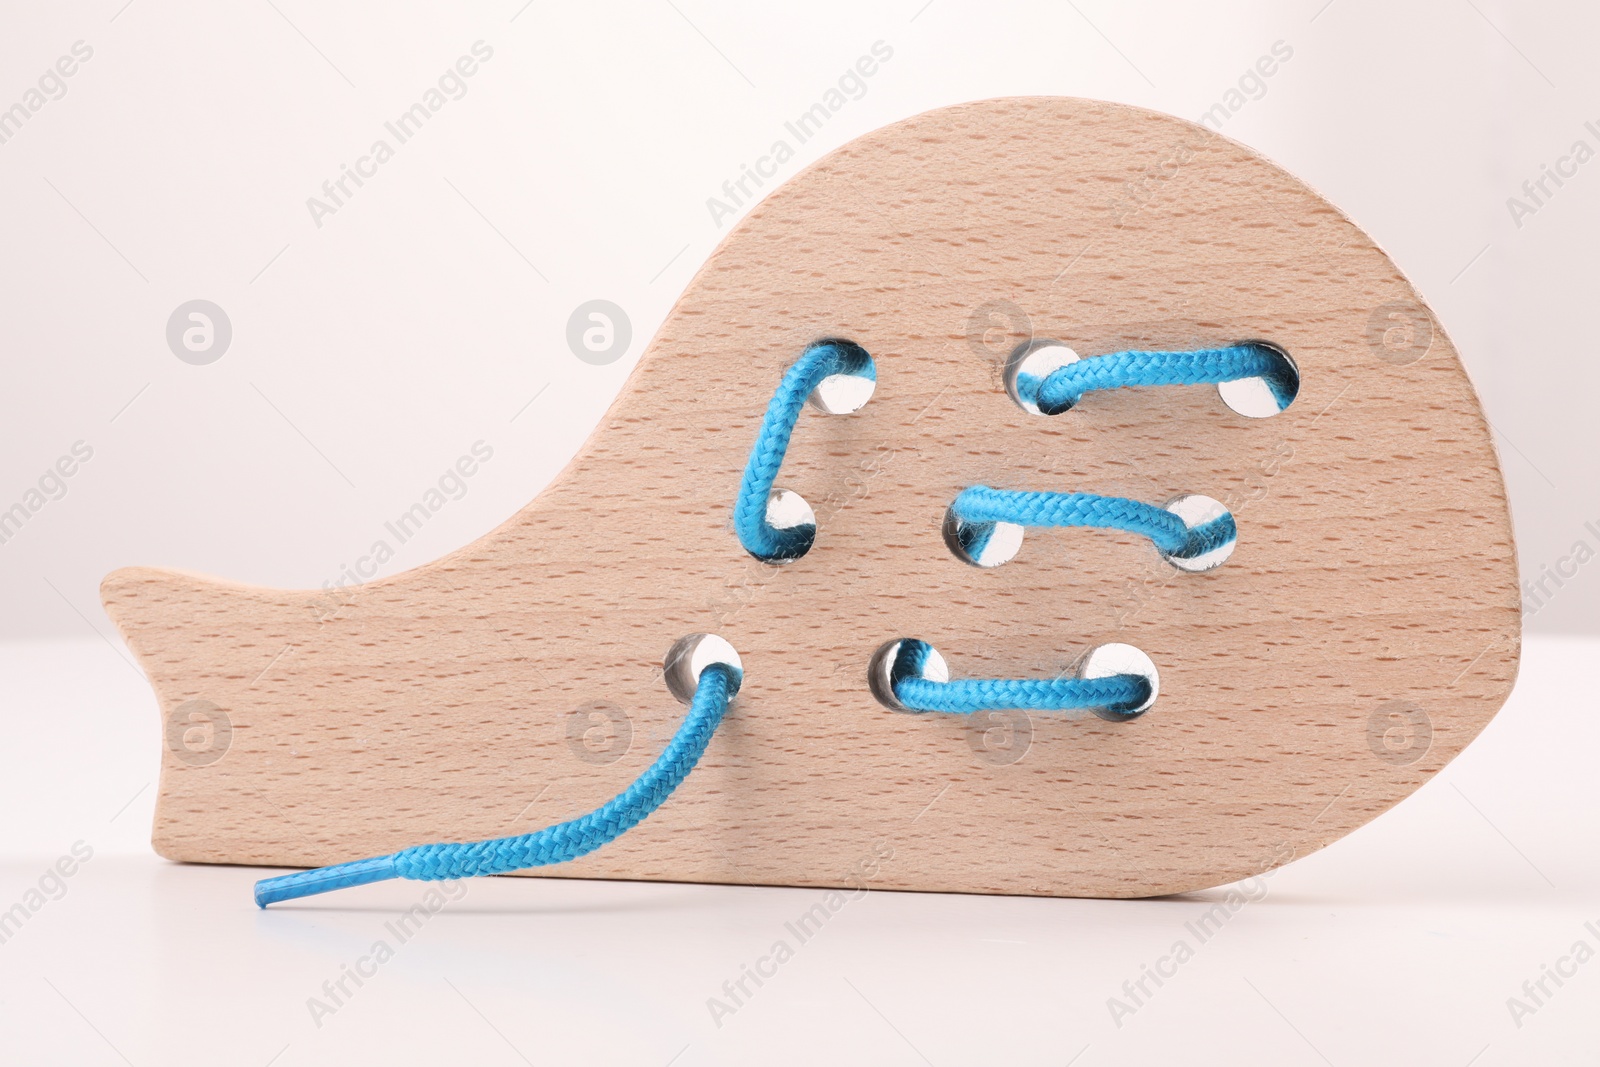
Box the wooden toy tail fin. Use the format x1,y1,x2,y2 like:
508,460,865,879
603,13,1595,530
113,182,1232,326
101,564,334,863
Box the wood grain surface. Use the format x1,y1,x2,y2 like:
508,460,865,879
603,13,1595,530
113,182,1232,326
101,97,1520,898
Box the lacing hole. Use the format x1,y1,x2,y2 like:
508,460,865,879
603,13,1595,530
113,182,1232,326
754,488,816,564
867,638,948,712
1076,642,1159,719
1159,493,1236,573
663,633,744,705
1217,339,1299,418
805,339,876,415
942,505,1024,568
1003,340,1080,416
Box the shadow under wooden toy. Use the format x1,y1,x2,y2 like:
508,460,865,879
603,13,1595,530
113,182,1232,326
102,97,1520,900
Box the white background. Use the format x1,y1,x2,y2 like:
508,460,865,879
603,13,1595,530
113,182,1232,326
0,1,1596,1064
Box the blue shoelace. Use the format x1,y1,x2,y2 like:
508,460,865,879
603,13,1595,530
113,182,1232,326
1017,341,1297,415
254,338,1268,905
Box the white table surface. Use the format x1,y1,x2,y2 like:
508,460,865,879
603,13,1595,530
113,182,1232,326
0,635,1594,1066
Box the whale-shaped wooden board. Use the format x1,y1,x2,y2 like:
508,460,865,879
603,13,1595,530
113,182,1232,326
102,96,1519,899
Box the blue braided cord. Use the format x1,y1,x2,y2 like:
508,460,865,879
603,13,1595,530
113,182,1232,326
947,508,999,561
253,664,737,904
892,634,932,682
733,341,868,561
887,637,1150,716
254,856,399,907
896,674,1151,715
1017,342,1296,415
1177,510,1238,559
952,486,1235,560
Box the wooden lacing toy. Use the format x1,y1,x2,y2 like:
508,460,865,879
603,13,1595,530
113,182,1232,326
101,97,1520,903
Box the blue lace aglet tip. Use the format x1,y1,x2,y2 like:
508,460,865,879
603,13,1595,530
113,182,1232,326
254,855,400,908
